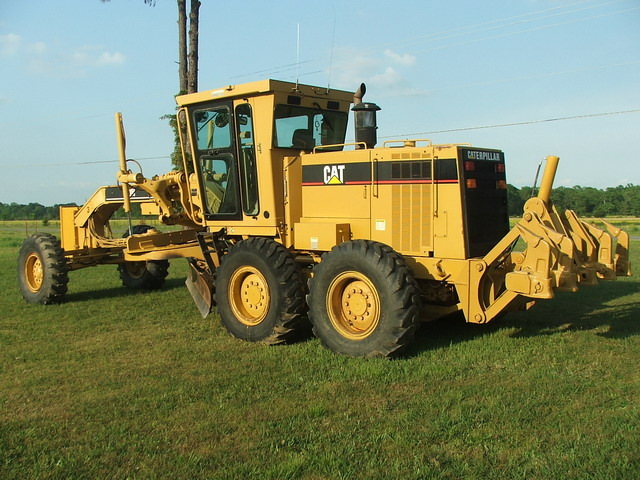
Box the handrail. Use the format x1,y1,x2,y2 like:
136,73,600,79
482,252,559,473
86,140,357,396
312,142,367,153
382,138,432,148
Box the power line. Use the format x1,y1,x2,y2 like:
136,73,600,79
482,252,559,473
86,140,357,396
388,0,629,51
229,0,632,82
379,109,640,138
2,155,170,169
408,5,640,56
420,61,640,95
3,109,637,169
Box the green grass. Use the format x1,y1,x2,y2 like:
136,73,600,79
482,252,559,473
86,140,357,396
1,222,639,479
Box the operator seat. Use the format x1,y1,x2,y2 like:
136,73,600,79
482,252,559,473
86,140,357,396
292,129,315,150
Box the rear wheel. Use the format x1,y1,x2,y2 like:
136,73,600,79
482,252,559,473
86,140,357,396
118,225,169,290
17,233,69,304
308,240,420,358
215,237,307,344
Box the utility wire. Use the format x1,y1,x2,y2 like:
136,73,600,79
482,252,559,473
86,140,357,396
229,0,631,81
3,109,637,169
387,0,629,51
421,60,640,94
379,109,640,138
291,3,640,80
2,156,170,169
408,5,640,56
3,3,632,128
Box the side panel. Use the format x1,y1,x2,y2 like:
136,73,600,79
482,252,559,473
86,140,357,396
432,155,466,259
299,149,372,241
60,206,85,251
294,222,351,250
369,149,434,256
370,147,467,260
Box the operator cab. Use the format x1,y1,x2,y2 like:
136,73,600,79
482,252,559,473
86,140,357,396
175,80,354,229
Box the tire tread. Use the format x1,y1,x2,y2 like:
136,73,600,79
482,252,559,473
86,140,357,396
308,240,420,358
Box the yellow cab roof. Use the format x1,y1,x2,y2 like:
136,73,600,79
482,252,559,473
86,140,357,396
175,79,355,106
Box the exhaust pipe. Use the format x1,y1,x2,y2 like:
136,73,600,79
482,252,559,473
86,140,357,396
352,83,381,149
354,83,366,104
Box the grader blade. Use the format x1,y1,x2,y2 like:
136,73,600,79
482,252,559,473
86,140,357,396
561,212,631,280
601,219,632,277
185,261,214,318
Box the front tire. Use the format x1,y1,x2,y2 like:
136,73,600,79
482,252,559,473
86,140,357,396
215,237,307,344
118,225,169,290
307,240,420,358
17,233,69,304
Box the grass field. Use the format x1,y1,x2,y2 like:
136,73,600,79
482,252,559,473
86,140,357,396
1,220,639,479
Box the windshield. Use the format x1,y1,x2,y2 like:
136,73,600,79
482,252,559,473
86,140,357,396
193,107,231,151
273,105,348,151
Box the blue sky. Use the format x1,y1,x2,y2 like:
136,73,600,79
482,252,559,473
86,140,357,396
1,0,639,205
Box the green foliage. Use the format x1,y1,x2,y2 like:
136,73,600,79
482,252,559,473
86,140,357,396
0,202,76,221
0,202,150,221
111,203,143,219
161,103,193,174
160,113,186,172
508,184,640,217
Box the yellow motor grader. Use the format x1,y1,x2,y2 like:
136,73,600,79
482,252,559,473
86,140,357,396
17,79,631,357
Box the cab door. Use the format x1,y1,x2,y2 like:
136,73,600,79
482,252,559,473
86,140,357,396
191,101,242,221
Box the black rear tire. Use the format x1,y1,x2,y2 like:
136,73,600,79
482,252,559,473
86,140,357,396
17,233,69,304
307,240,420,358
215,237,307,344
118,225,169,290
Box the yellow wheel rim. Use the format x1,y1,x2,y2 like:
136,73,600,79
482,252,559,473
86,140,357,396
25,252,44,293
228,266,270,326
327,271,380,340
124,262,147,279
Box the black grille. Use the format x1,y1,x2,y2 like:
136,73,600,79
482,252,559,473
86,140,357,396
459,147,510,258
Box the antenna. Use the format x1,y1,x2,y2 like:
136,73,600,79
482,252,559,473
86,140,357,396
327,5,336,91
530,157,544,197
296,23,300,88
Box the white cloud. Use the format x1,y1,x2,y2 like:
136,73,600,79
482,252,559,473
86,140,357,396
1,34,125,77
28,41,47,55
330,47,424,97
96,51,126,66
72,46,126,67
370,66,402,88
0,33,21,56
384,49,416,67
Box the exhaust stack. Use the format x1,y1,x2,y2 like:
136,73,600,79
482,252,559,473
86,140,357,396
352,83,381,149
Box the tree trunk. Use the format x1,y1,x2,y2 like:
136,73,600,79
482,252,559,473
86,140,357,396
187,0,200,94
177,0,187,95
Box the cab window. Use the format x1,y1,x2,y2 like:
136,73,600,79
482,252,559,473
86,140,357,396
192,104,240,217
193,107,231,150
236,103,259,216
273,105,347,151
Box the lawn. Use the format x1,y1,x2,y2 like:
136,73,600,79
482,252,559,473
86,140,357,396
1,220,638,479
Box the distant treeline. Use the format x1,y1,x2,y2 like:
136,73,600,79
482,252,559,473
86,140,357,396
507,184,640,217
1,184,639,220
0,202,144,221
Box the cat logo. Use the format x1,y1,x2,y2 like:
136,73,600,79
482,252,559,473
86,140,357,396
323,164,346,184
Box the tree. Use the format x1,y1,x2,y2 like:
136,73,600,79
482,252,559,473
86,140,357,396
178,0,201,95
102,0,201,170
101,0,199,94
507,184,525,216
172,0,200,171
